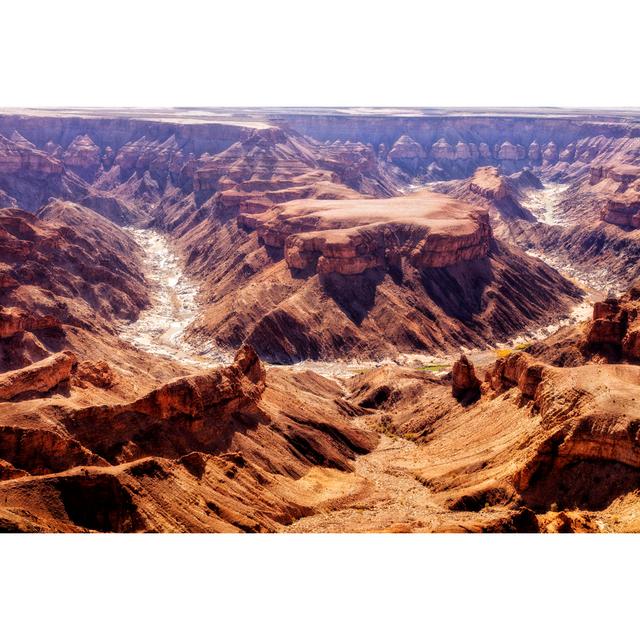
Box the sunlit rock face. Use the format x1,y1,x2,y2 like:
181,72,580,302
431,138,455,160
387,135,427,172
4,108,640,532
245,190,492,275
62,135,101,180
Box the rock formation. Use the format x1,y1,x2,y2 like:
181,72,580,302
387,135,427,172
0,347,379,532
586,285,640,360
0,350,76,401
3,108,640,532
451,354,480,401
62,135,101,180
245,190,491,275
469,166,508,200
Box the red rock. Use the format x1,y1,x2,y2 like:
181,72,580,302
0,351,77,401
0,307,61,339
542,141,559,163
488,352,546,399
528,141,541,162
454,141,473,160
452,355,480,401
469,166,508,200
497,141,525,161
478,142,492,159
559,142,576,162
0,425,106,475
72,360,117,389
249,190,491,275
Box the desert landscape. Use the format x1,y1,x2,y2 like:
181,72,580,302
3,106,640,532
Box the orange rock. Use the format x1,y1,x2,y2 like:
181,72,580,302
0,351,77,401
452,355,481,401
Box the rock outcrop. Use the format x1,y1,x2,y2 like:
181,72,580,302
0,347,379,532
0,134,63,176
0,205,148,331
602,193,640,229
0,307,61,339
497,141,525,161
486,352,546,399
469,166,508,200
387,135,427,172
62,135,101,180
451,355,481,402
0,351,77,401
584,285,640,360
61,346,268,462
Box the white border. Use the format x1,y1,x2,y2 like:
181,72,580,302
2,0,639,107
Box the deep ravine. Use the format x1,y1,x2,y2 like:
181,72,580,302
119,227,231,367
118,185,609,375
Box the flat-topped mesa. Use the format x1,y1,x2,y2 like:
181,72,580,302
469,166,509,200
246,190,491,276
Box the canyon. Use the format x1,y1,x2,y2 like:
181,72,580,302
2,107,640,532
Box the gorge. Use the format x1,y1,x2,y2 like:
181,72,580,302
2,107,640,532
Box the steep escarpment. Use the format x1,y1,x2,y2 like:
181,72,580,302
273,111,640,182
528,280,640,366
0,205,148,330
592,163,640,228
4,108,640,533
431,166,538,237
0,203,157,375
0,133,140,221
182,189,581,363
242,190,491,275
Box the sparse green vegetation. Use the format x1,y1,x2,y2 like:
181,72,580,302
418,363,449,372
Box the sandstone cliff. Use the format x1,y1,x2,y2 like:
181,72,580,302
243,190,491,276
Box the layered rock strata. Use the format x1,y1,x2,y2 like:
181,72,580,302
241,190,491,276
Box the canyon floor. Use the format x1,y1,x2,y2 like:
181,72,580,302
2,107,640,532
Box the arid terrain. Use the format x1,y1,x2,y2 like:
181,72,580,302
2,107,640,532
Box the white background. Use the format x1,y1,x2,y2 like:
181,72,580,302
2,1,640,638
2,0,639,107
